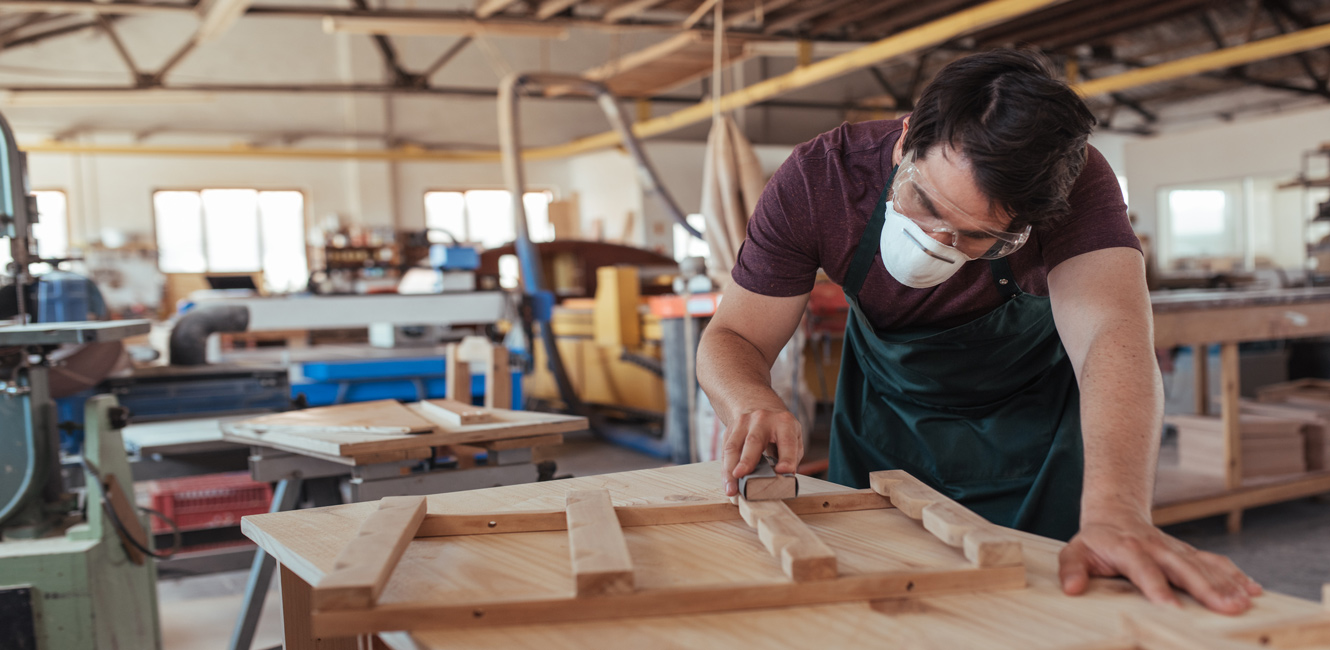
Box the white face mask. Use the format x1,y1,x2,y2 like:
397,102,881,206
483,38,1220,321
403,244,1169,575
879,201,966,289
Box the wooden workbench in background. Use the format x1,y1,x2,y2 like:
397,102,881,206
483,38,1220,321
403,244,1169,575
1152,288,1330,531
242,463,1325,649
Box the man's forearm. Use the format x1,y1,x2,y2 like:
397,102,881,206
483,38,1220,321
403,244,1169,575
1076,323,1165,523
697,326,790,427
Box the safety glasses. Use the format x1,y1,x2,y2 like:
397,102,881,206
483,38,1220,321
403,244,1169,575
889,154,1031,260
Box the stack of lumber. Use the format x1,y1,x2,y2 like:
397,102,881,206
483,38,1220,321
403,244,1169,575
220,399,586,465
1166,414,1306,478
1241,399,1330,471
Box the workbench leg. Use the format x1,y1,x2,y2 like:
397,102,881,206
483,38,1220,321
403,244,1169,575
229,477,304,650
278,564,360,650
1220,342,1243,533
1193,344,1209,415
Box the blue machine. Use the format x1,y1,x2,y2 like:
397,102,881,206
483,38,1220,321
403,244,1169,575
291,354,522,408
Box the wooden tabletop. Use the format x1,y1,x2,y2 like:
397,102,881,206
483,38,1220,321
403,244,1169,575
242,463,1324,649
1151,287,1330,313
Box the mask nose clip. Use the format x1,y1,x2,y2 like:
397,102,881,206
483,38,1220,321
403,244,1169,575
901,228,956,264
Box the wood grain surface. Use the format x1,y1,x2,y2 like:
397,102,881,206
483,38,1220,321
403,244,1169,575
313,496,427,610
241,463,1326,650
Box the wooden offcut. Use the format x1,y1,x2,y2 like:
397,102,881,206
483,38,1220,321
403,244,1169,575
229,400,434,436
484,345,512,409
417,399,492,426
870,470,1022,568
444,343,468,403
565,489,634,596
312,496,427,610
736,497,837,581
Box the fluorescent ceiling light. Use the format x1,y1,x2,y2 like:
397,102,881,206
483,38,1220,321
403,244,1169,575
4,90,216,107
322,16,568,39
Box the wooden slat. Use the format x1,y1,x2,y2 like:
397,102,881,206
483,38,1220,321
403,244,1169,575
1122,611,1258,650
415,489,890,537
310,565,1028,634
736,497,837,581
762,0,857,34
445,343,467,403
534,0,580,20
1228,613,1330,648
417,398,492,426
870,470,1022,568
603,0,669,23
565,489,635,596
312,496,427,610
484,345,511,409
230,400,434,437
474,0,520,19
281,565,360,650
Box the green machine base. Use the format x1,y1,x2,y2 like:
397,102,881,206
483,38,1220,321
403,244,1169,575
0,395,162,650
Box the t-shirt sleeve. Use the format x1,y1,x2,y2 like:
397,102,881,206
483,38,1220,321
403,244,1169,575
730,153,822,297
1039,145,1142,271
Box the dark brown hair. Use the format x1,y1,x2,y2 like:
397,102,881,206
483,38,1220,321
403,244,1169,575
902,49,1096,229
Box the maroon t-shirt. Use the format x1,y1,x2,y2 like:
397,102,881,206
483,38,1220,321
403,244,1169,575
732,118,1141,331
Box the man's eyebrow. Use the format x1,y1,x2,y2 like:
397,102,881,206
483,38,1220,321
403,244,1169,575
915,188,941,218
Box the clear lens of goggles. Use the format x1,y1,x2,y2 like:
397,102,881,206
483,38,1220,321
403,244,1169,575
890,156,1031,260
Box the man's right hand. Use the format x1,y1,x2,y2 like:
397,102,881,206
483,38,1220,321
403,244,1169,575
721,408,804,497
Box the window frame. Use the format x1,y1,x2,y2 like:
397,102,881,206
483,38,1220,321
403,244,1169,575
148,186,311,282
421,186,558,248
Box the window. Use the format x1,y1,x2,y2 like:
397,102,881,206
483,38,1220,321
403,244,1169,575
673,213,710,262
1158,177,1326,272
424,190,554,250
153,189,308,293
0,190,70,272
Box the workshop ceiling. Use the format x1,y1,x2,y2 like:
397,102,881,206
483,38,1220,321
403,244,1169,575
0,0,1327,150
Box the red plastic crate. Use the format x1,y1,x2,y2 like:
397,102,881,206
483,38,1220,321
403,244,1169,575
142,472,273,533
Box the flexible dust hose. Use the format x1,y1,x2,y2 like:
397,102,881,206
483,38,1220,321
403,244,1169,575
168,304,249,366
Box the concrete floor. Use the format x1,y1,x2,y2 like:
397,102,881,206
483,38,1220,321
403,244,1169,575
157,431,1329,649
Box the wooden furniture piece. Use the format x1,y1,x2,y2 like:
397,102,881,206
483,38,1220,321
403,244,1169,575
1151,288,1330,532
241,462,1326,650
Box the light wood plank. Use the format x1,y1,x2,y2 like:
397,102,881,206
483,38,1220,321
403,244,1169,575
310,565,1027,635
475,433,562,451
566,489,635,596
1194,344,1209,415
313,496,427,611
280,564,361,650
417,398,492,426
1122,611,1256,650
224,405,587,459
870,470,1023,568
228,400,434,436
1221,342,1243,491
736,497,837,581
445,343,467,403
1228,613,1330,647
485,345,512,409
415,489,890,537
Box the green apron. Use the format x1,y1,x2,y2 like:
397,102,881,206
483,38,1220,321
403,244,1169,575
827,180,1084,541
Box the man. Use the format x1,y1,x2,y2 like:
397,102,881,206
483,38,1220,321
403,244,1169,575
697,49,1261,614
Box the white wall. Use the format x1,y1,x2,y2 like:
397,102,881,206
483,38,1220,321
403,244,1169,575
1124,103,1330,261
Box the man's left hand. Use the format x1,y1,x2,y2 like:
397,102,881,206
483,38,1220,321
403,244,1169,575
1058,512,1262,614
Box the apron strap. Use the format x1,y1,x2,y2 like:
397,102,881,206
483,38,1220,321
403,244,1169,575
843,177,896,299
988,258,1023,300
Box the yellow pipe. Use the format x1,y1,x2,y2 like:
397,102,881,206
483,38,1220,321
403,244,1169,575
1073,21,1330,97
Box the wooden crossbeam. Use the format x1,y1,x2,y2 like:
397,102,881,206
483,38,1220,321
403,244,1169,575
312,496,427,610
534,0,580,20
870,470,1023,568
417,398,491,426
603,0,668,23
736,496,837,581
311,564,1028,634
415,489,890,537
566,489,635,596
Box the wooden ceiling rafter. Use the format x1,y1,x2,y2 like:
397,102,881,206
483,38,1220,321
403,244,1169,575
604,0,671,23
979,0,1176,48
856,0,983,41
807,0,908,38
1039,0,1219,52
759,0,856,35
